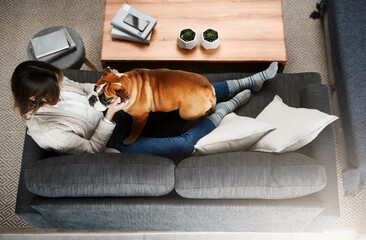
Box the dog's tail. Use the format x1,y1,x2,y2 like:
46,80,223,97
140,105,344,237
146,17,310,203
205,85,217,116
205,107,215,116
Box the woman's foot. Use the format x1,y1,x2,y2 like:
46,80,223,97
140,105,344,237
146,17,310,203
226,62,278,96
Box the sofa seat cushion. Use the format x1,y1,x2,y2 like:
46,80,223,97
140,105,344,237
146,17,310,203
175,152,327,199
25,153,175,197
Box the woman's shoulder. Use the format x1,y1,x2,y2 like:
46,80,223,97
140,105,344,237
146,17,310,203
62,76,94,95
61,76,83,89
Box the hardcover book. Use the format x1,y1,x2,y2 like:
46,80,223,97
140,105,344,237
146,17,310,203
35,28,77,62
110,3,157,40
30,29,69,59
111,27,151,45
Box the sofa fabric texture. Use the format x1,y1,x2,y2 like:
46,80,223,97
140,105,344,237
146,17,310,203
175,152,327,199
31,195,324,232
326,0,366,192
15,69,340,232
25,153,175,197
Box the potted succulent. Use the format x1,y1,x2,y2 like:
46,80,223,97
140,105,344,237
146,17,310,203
201,28,220,50
178,28,199,50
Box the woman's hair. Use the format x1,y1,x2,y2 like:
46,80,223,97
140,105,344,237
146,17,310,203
11,61,63,121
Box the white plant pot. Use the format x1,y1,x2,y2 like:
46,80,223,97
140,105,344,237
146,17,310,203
201,28,220,50
178,28,199,50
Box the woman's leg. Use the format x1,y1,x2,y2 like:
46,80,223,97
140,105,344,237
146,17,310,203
105,109,212,158
211,81,230,102
207,89,251,126
118,118,215,159
212,62,278,101
108,89,251,158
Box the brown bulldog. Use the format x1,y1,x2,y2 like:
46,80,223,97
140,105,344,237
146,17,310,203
88,68,216,145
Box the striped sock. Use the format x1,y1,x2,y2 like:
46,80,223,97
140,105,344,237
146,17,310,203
207,89,251,127
226,62,278,97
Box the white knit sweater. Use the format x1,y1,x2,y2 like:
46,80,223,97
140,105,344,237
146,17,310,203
26,76,119,155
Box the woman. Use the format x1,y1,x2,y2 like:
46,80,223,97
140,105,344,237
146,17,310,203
11,61,277,158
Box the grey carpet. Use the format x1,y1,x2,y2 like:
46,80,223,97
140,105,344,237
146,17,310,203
0,0,365,232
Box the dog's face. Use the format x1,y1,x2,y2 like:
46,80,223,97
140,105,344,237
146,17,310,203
88,68,130,111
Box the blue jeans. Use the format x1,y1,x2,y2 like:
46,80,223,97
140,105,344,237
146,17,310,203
106,82,229,158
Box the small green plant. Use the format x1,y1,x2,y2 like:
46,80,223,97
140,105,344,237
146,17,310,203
180,29,196,42
203,29,218,42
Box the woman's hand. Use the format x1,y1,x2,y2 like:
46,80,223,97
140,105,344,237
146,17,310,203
104,97,126,121
110,69,120,75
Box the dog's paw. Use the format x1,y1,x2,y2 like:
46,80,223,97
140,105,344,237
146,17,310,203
123,136,138,145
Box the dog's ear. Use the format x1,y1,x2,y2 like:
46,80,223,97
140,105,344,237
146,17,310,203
116,87,130,103
103,68,112,76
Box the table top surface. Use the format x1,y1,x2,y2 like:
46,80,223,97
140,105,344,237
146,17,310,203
101,0,287,65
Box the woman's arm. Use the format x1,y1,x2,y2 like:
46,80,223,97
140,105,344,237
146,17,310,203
44,119,116,154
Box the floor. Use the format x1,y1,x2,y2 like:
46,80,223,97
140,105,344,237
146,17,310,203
1,231,366,240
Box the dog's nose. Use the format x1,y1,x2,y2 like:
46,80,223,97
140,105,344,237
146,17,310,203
88,95,98,106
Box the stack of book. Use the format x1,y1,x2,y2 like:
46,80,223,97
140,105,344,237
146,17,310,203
110,3,157,45
30,28,76,62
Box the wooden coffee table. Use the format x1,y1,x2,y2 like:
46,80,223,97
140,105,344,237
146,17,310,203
101,0,287,72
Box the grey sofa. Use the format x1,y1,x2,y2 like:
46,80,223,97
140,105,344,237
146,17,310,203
16,69,340,232
323,0,366,193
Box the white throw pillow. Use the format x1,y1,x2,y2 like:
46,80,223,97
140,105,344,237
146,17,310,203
193,113,275,155
250,95,338,153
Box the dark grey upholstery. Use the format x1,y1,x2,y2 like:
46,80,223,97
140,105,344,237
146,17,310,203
31,194,324,232
27,26,86,69
25,153,175,197
15,69,340,232
15,133,57,229
325,0,366,192
175,152,327,199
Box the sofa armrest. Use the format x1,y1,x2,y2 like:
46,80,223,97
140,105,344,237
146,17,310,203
298,84,337,163
300,84,331,114
297,84,340,231
25,153,175,197
15,133,58,229
62,69,102,84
